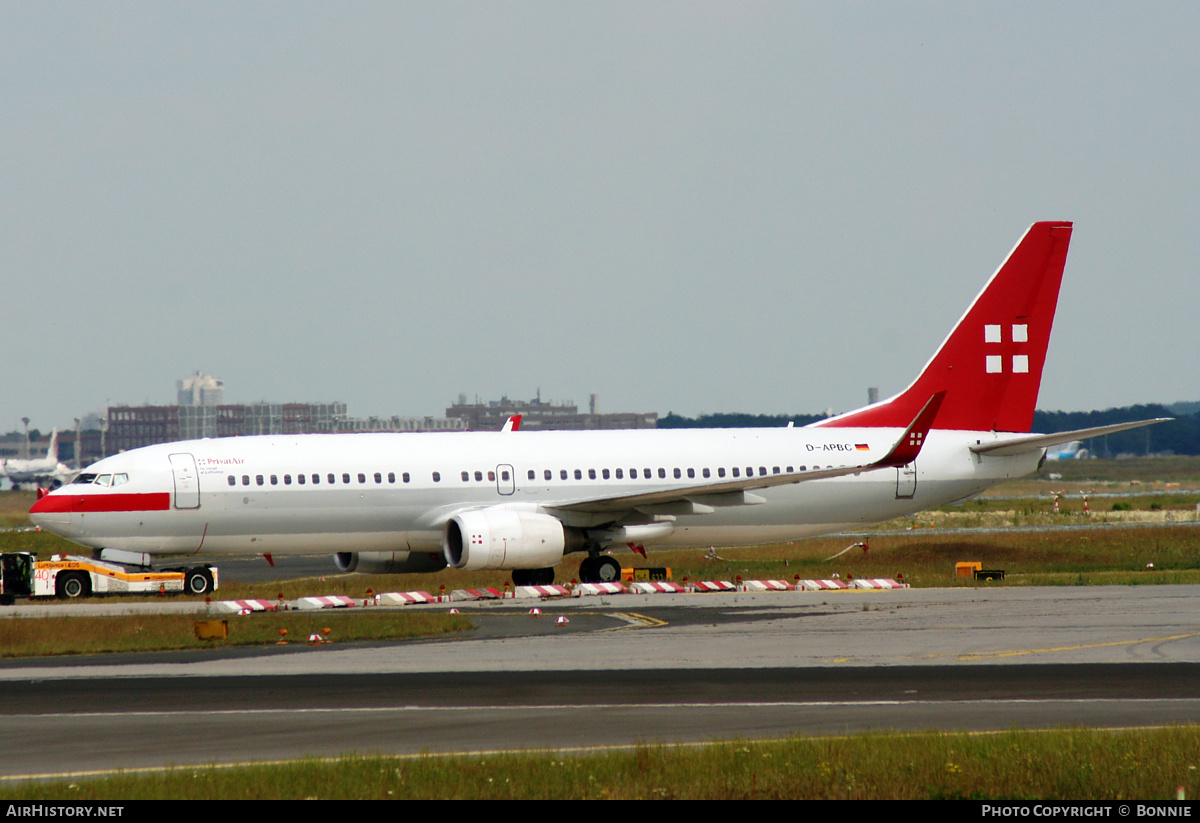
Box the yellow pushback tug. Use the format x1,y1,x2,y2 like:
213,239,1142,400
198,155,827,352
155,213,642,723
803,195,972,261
0,551,217,604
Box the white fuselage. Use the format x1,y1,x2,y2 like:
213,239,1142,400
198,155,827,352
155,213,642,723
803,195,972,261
30,426,1039,559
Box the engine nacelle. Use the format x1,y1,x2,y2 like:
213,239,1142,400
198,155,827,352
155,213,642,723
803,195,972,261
443,508,566,570
334,550,448,575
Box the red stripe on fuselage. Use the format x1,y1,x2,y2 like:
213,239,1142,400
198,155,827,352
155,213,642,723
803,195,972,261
29,492,172,514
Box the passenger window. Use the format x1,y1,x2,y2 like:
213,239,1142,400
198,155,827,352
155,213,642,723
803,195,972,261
488,471,495,481
358,473,366,483
560,469,568,480
574,469,582,480
271,475,278,485
687,468,695,478
227,475,236,486
432,472,440,482
311,474,320,484
374,472,382,484
658,468,666,478
732,467,740,477
475,471,484,481
342,473,350,484
702,468,710,478
461,471,470,482
544,470,552,481
256,475,264,486
588,469,596,480
284,475,292,485
242,475,250,486
298,474,306,485
402,472,410,483
601,469,609,479
388,472,396,483
673,468,681,479
501,470,510,481
760,467,768,476
527,470,536,481
615,468,623,479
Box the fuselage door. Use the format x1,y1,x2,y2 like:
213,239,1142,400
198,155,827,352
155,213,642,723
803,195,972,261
496,464,515,496
895,462,917,499
169,453,201,509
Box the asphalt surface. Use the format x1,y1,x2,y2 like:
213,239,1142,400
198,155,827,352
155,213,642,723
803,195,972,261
2,583,1199,780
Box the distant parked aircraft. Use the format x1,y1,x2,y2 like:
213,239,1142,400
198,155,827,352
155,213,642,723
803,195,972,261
2,430,77,490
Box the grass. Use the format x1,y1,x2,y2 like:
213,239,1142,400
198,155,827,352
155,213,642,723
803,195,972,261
0,610,472,658
1,727,1196,799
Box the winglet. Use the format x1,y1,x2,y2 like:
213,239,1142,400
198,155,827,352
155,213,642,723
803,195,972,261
875,391,945,467
501,414,522,433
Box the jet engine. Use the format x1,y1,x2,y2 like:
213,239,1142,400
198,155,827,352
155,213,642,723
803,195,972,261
443,508,568,570
334,550,448,575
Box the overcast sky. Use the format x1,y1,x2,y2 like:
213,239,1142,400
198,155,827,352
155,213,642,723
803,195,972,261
3,2,1196,432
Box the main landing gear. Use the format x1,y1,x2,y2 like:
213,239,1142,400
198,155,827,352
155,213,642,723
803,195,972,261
578,555,622,584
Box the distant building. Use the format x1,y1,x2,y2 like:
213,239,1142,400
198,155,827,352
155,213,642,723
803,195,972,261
177,372,225,407
447,394,657,431
105,401,465,456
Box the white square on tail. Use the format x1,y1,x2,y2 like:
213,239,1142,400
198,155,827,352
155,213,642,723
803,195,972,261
1012,324,1028,342
1012,354,1029,373
986,355,1002,373
984,324,1001,343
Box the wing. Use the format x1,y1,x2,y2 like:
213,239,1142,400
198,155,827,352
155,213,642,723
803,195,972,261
969,418,1170,457
545,392,945,517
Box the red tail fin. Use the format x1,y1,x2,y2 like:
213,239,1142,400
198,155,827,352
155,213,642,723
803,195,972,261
816,222,1073,433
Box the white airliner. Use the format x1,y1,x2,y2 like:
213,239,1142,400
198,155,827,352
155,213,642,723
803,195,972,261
3,430,76,490
30,222,1166,584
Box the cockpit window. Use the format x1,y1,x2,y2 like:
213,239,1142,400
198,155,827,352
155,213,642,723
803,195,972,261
94,475,112,487
112,473,129,486
73,473,98,485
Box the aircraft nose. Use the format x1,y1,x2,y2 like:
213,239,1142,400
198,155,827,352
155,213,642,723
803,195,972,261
29,492,74,534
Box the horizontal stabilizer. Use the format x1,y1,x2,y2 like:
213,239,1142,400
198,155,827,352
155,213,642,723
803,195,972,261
969,418,1171,457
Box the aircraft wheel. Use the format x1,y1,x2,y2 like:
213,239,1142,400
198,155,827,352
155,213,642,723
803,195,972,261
579,556,621,584
184,568,214,595
56,571,91,600
594,556,622,583
578,557,597,583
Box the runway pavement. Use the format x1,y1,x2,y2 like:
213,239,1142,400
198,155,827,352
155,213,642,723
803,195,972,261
1,585,1199,780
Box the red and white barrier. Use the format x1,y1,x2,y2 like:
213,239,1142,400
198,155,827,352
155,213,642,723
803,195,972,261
293,595,356,610
796,579,849,591
741,580,795,592
572,582,628,597
213,598,278,613
629,581,686,594
851,578,910,590
691,580,735,593
512,584,571,599
377,591,437,605
449,587,505,602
